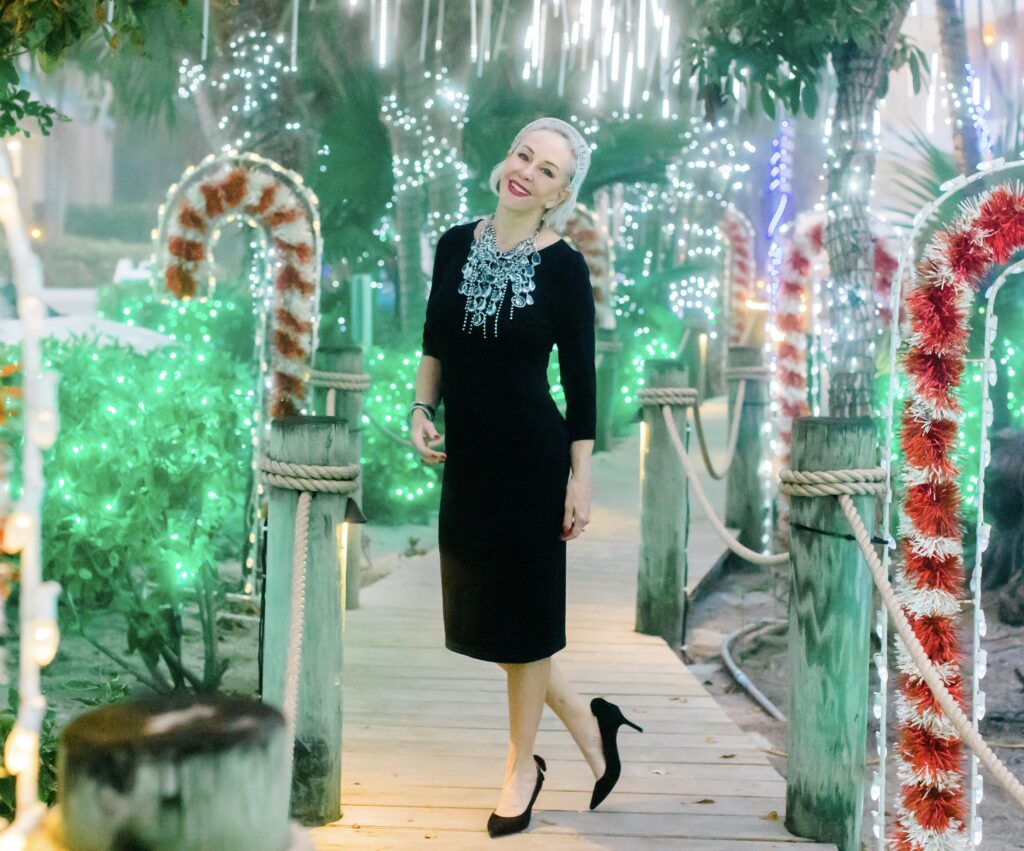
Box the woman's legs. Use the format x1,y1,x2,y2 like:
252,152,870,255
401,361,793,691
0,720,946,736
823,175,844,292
495,657,551,816
544,658,605,778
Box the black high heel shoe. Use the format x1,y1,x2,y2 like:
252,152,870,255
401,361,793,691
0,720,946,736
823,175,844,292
487,754,546,838
589,697,643,810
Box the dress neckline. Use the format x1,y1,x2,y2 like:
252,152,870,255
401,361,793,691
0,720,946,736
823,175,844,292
470,218,565,254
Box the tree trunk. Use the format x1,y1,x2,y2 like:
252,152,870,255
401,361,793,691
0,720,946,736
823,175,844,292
207,0,307,173
825,3,911,418
387,68,430,336
936,0,982,174
387,65,469,334
424,72,468,248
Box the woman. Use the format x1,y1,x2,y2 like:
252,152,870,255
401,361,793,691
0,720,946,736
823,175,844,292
409,117,642,838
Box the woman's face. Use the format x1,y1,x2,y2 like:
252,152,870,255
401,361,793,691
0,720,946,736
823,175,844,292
497,129,575,223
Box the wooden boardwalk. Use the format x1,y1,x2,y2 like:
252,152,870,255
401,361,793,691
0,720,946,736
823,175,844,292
311,417,835,850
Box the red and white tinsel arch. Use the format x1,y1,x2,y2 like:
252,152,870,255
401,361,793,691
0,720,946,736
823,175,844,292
158,152,321,419
892,184,1024,850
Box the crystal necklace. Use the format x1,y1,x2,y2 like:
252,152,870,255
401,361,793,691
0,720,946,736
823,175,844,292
458,218,542,339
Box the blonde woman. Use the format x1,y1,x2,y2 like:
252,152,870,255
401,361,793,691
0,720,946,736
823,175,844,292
410,117,642,838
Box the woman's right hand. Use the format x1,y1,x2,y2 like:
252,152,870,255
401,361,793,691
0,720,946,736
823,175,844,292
410,409,446,465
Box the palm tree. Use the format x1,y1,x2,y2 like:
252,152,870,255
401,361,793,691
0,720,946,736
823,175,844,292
935,0,983,173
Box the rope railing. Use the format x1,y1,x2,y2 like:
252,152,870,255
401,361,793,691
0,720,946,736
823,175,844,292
644,387,1024,811
692,383,744,481
652,402,789,566
640,366,770,482
259,458,359,765
304,368,418,449
365,411,417,448
836,493,1024,812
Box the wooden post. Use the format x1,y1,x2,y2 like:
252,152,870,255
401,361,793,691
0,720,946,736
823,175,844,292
313,346,365,610
594,328,622,453
724,346,770,559
58,695,291,851
785,417,875,851
636,359,690,648
263,417,351,824
679,313,709,399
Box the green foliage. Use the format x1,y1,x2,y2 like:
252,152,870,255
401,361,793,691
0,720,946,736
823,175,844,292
689,0,919,120
0,288,257,691
360,346,443,524
0,0,178,136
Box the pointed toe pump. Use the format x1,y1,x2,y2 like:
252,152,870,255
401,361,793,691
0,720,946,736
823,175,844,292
589,696,643,810
487,754,547,838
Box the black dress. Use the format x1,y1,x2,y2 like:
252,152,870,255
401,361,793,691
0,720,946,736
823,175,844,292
421,220,596,664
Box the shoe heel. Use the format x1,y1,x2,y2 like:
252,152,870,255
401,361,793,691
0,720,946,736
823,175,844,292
610,703,644,734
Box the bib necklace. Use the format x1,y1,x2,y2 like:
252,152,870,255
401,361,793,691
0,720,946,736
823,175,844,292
459,218,542,339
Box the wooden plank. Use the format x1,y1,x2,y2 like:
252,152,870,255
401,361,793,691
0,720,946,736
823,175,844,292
312,424,835,851
331,805,817,840
338,787,785,816
311,826,835,850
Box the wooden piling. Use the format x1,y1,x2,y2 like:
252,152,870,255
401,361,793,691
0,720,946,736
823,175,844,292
58,695,290,851
594,328,622,453
263,417,352,824
785,417,876,851
313,346,365,611
724,346,770,559
679,314,709,399
636,359,690,648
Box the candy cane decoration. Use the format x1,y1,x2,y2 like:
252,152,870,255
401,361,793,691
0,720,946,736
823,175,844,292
773,212,900,469
890,183,1024,850
157,152,322,419
722,206,756,345
565,203,615,329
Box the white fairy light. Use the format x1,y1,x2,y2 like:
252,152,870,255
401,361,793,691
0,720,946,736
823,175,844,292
0,140,62,844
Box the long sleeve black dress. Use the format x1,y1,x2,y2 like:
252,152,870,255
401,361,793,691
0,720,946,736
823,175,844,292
421,219,596,664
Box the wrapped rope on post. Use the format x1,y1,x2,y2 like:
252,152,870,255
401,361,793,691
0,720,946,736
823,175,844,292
260,418,360,825
308,346,370,610
721,349,772,561
635,361,695,647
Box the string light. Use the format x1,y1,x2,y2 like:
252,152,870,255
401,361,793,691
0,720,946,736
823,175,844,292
177,31,300,155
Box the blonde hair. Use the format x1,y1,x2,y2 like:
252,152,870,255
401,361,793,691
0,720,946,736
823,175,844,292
489,117,592,232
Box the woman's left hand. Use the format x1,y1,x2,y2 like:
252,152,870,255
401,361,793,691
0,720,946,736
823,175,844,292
561,473,592,541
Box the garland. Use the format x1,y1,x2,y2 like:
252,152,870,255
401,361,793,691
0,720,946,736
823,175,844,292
893,184,1024,850
722,206,756,346
161,155,321,418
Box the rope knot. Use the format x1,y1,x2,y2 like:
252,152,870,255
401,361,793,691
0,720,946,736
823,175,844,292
636,386,699,407
306,369,371,391
260,458,360,494
723,365,772,382
778,467,887,498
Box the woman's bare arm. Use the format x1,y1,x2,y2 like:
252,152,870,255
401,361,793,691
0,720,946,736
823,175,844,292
410,355,446,465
